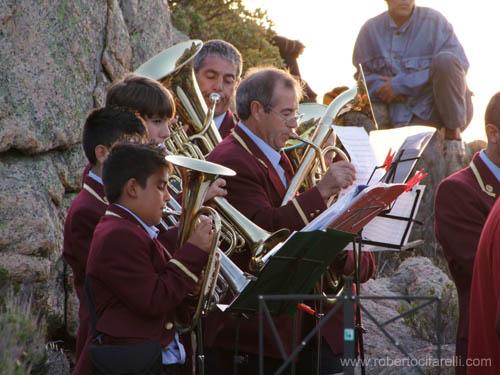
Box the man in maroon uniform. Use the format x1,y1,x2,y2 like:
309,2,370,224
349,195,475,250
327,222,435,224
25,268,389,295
467,199,500,374
63,108,147,361
206,67,375,374
74,144,213,374
435,92,500,374
194,39,242,139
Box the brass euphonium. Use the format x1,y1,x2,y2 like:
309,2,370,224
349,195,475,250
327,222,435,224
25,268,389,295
280,65,375,206
165,155,235,332
280,89,356,206
135,40,222,158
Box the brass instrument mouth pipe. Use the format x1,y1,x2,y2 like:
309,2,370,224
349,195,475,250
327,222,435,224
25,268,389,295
289,132,328,172
163,207,181,216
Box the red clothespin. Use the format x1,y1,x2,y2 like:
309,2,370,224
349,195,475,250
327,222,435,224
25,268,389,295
382,148,395,171
297,303,318,318
405,169,428,192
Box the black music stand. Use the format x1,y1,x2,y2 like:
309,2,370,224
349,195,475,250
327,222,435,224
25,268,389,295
220,229,353,374
227,229,354,316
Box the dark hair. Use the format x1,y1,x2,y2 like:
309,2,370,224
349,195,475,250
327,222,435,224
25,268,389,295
102,143,169,203
485,92,500,129
194,40,243,78
106,74,175,119
236,67,303,120
82,107,147,165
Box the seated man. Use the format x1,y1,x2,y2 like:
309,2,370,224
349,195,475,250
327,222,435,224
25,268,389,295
194,39,242,138
207,67,375,374
353,0,473,172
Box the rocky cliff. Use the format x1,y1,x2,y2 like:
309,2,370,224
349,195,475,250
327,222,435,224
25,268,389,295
0,0,177,338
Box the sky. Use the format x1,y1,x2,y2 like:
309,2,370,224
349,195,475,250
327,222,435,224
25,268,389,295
244,0,500,142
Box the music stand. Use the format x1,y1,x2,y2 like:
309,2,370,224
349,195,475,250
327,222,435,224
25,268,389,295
226,229,354,316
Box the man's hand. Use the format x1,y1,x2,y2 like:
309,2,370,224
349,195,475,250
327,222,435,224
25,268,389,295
315,160,356,202
375,76,406,104
204,178,227,202
375,76,395,103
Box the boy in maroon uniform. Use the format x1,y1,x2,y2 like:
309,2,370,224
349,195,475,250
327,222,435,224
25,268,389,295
63,108,147,361
74,144,212,374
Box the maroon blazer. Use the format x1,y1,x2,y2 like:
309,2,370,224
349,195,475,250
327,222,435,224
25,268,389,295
218,110,237,139
206,125,375,357
63,172,108,361
74,204,208,374
435,152,499,373
467,199,500,375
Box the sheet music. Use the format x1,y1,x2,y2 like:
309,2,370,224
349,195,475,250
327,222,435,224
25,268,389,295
369,125,436,165
332,126,385,187
344,185,425,252
302,183,400,233
301,185,363,232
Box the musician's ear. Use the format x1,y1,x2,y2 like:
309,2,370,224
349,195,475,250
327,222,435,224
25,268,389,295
486,123,499,145
250,100,263,120
123,178,140,199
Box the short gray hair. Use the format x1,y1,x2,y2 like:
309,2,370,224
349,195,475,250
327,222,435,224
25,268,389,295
194,40,243,78
236,67,303,121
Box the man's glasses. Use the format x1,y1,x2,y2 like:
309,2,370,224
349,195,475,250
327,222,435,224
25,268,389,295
269,109,304,125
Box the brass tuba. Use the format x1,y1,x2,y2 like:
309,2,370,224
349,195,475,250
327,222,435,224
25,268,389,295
166,155,235,332
280,89,355,206
135,40,222,158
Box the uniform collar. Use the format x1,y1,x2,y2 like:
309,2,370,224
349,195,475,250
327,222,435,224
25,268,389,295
82,173,108,205
470,152,499,198
105,204,159,239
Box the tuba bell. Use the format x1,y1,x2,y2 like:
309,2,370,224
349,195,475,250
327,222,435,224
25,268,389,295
135,40,222,158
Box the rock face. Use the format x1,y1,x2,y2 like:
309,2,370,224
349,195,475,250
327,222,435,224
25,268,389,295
361,257,458,374
0,0,175,340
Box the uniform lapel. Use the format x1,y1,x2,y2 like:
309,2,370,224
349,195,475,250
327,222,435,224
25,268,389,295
82,173,108,206
232,125,287,197
105,204,169,261
218,110,237,139
470,152,499,198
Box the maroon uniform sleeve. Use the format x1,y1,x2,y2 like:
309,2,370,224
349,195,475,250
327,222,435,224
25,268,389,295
435,178,484,282
63,205,101,287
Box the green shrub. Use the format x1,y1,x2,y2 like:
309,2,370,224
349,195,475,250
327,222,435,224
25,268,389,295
0,289,47,375
168,0,283,73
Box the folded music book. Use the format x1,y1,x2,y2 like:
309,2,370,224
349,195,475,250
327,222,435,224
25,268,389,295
302,182,407,234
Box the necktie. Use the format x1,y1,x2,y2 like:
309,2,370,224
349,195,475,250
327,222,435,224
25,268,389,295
279,151,294,184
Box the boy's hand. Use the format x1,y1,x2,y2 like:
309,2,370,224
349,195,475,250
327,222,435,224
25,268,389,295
187,215,214,253
204,178,227,202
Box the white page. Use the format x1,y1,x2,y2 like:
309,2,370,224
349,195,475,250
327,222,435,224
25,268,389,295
344,185,425,252
369,125,436,166
333,126,385,187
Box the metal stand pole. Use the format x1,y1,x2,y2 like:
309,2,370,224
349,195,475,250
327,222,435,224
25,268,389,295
354,237,366,375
